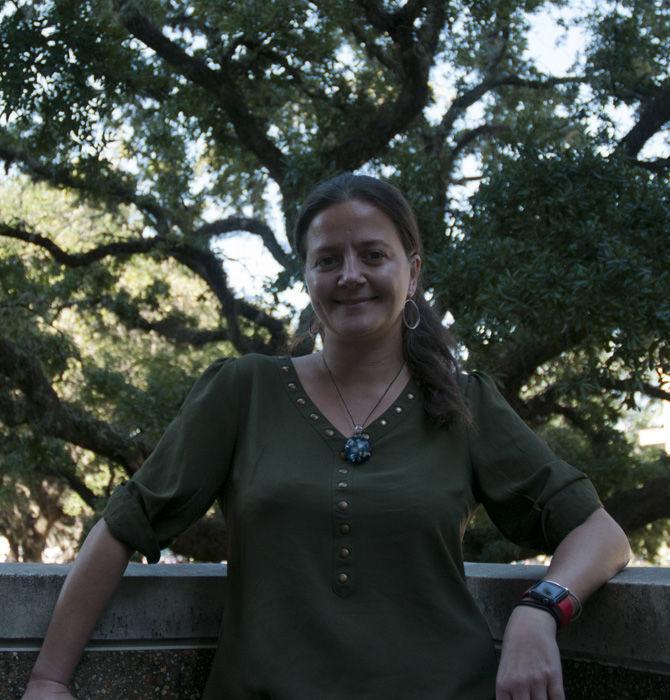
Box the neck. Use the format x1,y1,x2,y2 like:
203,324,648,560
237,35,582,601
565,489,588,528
320,330,405,386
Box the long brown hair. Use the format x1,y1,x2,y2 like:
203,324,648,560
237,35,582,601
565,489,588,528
294,172,470,428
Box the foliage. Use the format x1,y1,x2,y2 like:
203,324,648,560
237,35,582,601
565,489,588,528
0,0,668,562
0,179,232,558
447,147,670,382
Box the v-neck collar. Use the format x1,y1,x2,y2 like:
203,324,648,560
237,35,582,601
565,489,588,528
276,356,421,455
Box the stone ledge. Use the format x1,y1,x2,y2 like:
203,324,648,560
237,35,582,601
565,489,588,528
2,562,669,699
0,563,227,647
463,563,670,675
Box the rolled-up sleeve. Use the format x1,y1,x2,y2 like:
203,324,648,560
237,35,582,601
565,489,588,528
103,358,239,563
466,371,601,552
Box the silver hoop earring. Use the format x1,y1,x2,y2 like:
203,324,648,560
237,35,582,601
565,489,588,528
403,298,420,330
309,316,321,338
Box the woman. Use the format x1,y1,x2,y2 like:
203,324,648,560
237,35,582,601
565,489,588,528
23,173,630,700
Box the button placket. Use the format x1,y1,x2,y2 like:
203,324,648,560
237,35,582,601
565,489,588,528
277,357,421,599
332,461,354,597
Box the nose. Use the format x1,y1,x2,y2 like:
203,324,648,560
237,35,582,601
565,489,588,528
338,252,365,287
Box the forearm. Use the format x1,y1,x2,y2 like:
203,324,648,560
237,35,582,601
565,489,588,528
496,508,630,698
29,518,133,685
543,506,631,603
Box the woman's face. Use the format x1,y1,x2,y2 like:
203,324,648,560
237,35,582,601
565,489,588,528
303,199,421,344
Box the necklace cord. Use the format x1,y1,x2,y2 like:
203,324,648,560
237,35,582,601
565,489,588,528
322,355,406,434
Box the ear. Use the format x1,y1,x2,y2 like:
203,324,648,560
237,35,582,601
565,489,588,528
407,254,422,297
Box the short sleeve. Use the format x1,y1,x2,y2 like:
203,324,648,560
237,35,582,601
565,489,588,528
103,358,239,563
465,371,601,553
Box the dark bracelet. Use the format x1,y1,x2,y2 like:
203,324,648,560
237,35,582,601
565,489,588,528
514,598,561,626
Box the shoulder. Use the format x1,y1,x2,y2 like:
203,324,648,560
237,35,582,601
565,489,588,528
455,370,500,403
232,352,286,377
454,370,519,434
192,353,282,387
202,353,290,392
185,354,285,415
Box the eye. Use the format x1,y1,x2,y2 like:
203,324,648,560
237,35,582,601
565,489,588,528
316,255,337,269
364,250,385,262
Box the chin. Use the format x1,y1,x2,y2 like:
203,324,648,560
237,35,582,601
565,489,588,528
322,306,400,340
331,320,393,340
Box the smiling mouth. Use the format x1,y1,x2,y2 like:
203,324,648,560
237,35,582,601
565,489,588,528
335,297,376,305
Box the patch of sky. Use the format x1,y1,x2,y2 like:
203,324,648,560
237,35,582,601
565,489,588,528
438,1,605,212
163,26,208,55
304,3,322,30
524,1,591,76
1,0,51,21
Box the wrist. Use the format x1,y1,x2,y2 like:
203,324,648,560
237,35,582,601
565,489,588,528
514,598,562,627
510,602,559,630
29,664,71,687
28,675,69,686
26,677,70,690
515,579,578,628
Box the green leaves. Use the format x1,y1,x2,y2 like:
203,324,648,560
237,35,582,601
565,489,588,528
444,147,669,381
584,2,670,105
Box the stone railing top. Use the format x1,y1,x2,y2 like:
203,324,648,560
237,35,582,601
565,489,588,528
1,562,668,674
1,562,228,648
463,563,670,674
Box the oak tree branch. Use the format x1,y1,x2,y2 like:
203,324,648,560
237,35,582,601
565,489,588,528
113,0,287,183
0,336,149,475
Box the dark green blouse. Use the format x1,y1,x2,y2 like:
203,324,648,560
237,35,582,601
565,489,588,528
103,354,601,699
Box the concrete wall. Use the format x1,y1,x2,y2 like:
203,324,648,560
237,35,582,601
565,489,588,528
1,563,669,699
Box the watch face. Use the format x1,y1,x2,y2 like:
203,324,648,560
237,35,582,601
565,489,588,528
529,580,569,605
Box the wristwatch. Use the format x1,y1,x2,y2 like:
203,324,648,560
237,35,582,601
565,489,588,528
517,579,575,628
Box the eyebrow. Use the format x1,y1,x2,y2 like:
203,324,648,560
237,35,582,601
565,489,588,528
309,238,393,255
358,238,393,248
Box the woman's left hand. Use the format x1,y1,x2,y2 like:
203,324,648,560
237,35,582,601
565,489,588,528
495,604,565,700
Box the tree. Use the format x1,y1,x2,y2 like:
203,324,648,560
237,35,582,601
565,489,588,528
0,0,668,562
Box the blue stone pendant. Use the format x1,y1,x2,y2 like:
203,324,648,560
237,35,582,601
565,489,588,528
343,434,371,464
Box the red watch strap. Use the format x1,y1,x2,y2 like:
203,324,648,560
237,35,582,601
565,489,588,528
520,582,575,628
556,594,574,628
